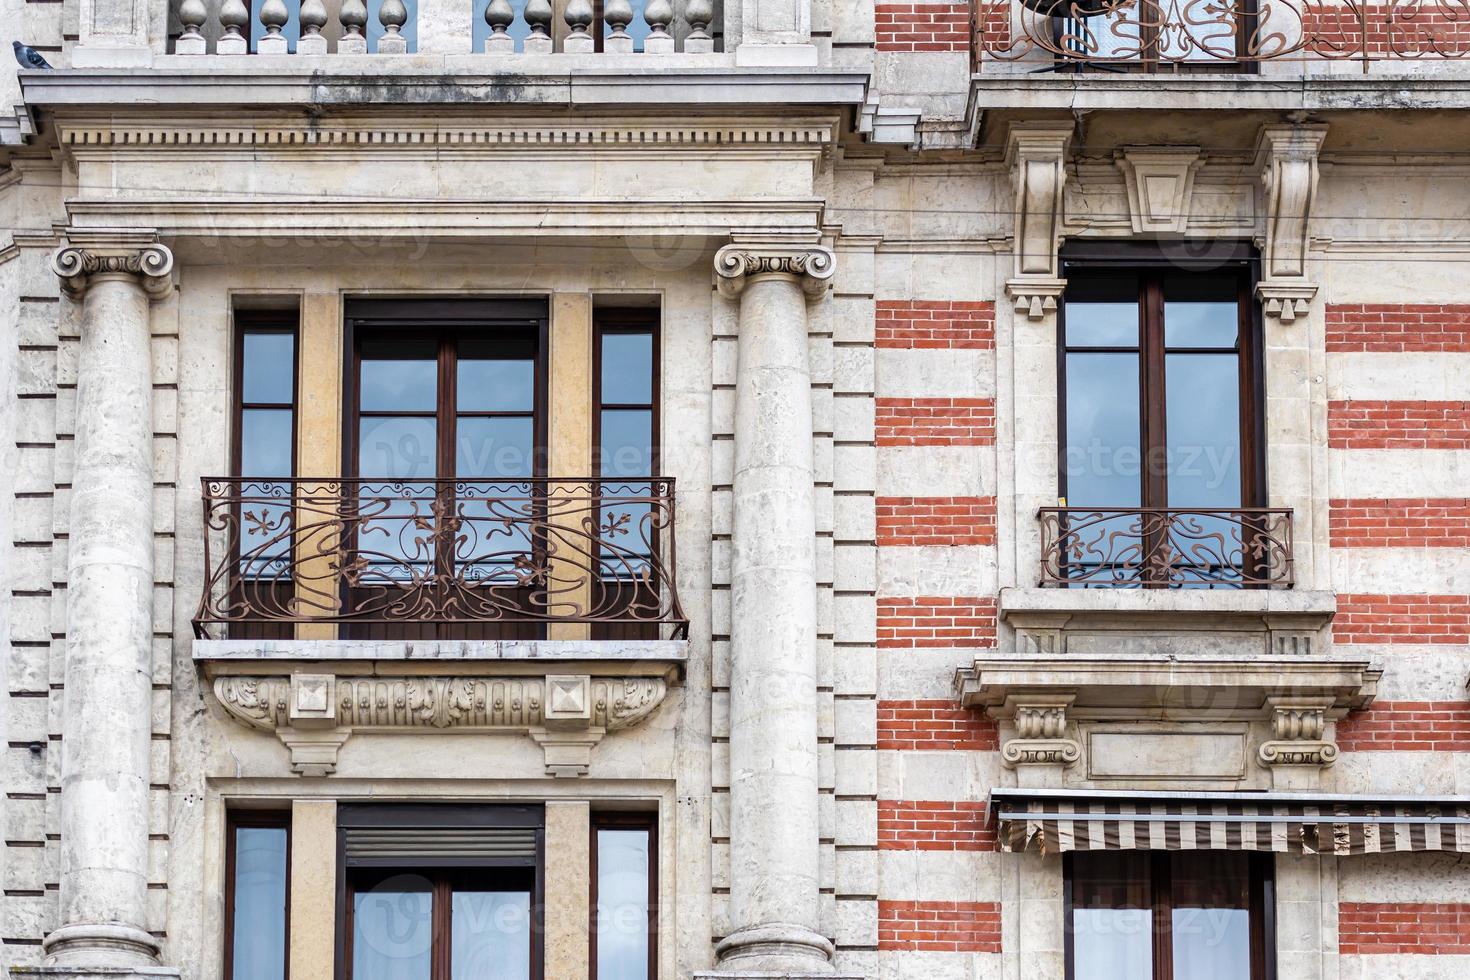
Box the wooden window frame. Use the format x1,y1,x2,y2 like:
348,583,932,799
590,812,658,980
224,810,293,980
1056,242,1266,512
232,309,300,481
592,308,661,477
1062,851,1277,980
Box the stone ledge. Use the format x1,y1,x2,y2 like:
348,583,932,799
10,971,181,979
195,637,687,675
1000,586,1337,621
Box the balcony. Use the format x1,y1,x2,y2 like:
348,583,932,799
193,476,688,641
1038,506,1295,589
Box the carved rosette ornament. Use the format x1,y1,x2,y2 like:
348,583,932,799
713,243,836,299
1001,699,1081,769
212,673,669,777
51,240,174,300
1258,700,1339,768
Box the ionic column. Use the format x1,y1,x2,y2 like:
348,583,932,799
713,243,835,975
45,235,174,971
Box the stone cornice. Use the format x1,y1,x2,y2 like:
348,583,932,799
51,233,174,299
713,243,836,298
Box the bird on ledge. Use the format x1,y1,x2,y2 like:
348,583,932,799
13,41,52,69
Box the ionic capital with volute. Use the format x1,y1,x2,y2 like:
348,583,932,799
51,233,174,300
713,242,835,299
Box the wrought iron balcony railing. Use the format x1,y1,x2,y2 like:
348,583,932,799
194,477,688,639
972,0,1470,69
1038,507,1295,589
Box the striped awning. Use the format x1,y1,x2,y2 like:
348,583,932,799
990,789,1470,856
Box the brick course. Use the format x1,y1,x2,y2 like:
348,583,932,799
877,700,999,751
875,300,996,349
875,398,995,446
878,900,1003,952
1333,594,1470,645
1326,303,1470,352
1327,400,1470,450
874,2,972,53
877,596,998,648
1335,702,1470,752
1339,902,1470,954
876,496,997,547
878,800,996,851
1330,498,1470,548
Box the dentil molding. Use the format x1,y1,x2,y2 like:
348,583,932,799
51,232,174,299
713,242,836,298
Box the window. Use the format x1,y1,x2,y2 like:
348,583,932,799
592,815,656,980
1065,852,1274,980
226,812,290,980
338,804,543,980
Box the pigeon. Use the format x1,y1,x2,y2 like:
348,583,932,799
13,41,52,69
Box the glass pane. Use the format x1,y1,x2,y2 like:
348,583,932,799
231,826,287,980
1065,277,1139,348
1172,853,1252,980
242,332,295,404
458,358,535,413
602,332,654,404
242,409,294,478
360,417,438,480
600,410,653,478
457,417,534,479
1071,852,1152,980
1165,275,1240,349
360,344,437,412
597,829,651,980
1165,355,1241,508
352,877,433,980
451,890,532,980
1064,353,1141,507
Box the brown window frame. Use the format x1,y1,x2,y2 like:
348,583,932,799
224,810,292,980
1062,850,1276,980
590,812,658,980
592,308,661,477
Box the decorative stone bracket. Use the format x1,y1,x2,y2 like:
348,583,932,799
1257,698,1339,769
212,672,670,777
998,697,1081,771
1004,121,1073,321
1255,124,1328,323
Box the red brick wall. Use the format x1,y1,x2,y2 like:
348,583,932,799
1336,702,1470,752
1302,8,1470,59
875,300,996,349
877,596,997,648
876,398,996,446
1326,304,1470,352
1330,498,1470,548
878,900,1003,952
878,800,996,851
1340,902,1470,954
877,496,997,547
875,2,971,52
1327,401,1470,450
877,700,999,751
1333,594,1470,645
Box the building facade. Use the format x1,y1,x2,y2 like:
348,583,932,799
1,2,1469,979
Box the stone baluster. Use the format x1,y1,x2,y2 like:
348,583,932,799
340,0,370,53
604,0,635,53
564,0,595,53
644,0,675,51
712,243,838,975
44,234,174,973
258,0,290,53
176,0,208,54
299,0,330,54
685,0,716,52
484,0,516,52
218,0,250,54
378,0,410,52
524,0,554,53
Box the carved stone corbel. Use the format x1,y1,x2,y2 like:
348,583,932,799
1004,122,1073,321
1000,696,1081,770
1258,699,1338,769
1254,125,1328,324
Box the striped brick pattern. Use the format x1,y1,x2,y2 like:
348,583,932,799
1333,594,1470,645
877,596,997,648
1326,303,1470,352
875,300,996,349
1335,702,1470,752
874,2,971,52
878,900,1003,952
1328,400,1470,450
1340,902,1470,954
876,496,996,547
875,398,995,446
878,801,996,851
877,701,999,751
1330,498,1470,548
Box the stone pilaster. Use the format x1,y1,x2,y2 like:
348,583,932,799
42,234,175,975
711,242,837,976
